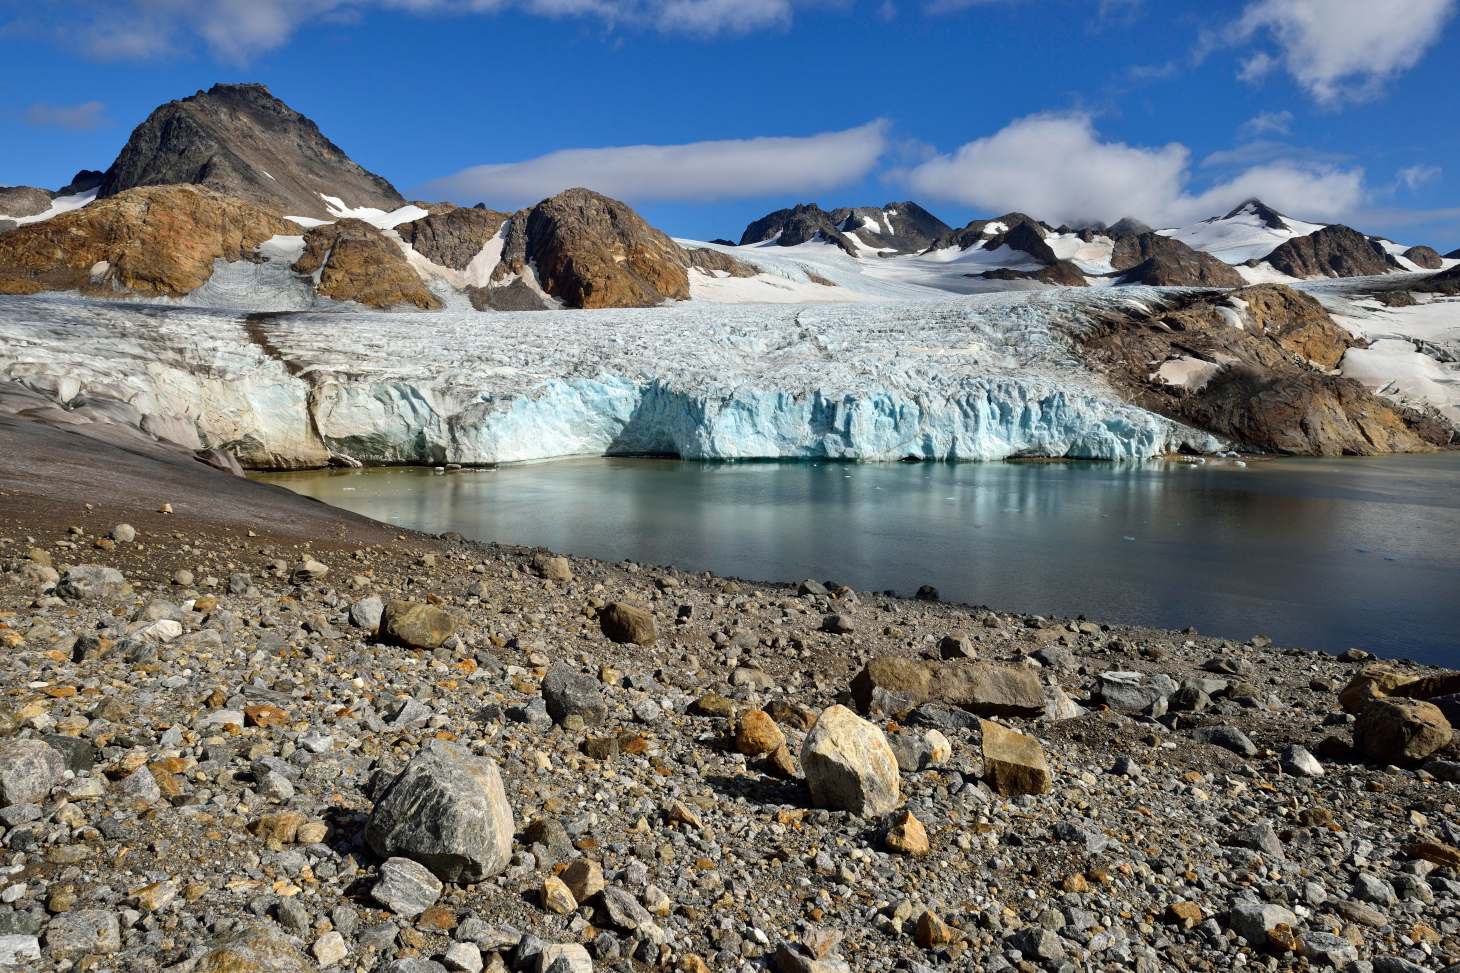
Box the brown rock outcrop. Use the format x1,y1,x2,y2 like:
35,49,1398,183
1403,246,1444,270
1353,698,1452,764
98,82,404,221
292,218,441,310
1111,233,1245,288
688,248,758,278
0,185,299,298
491,188,692,309
0,186,55,219
1264,224,1391,279
396,205,511,271
1074,284,1441,455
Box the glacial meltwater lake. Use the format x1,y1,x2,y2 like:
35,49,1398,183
257,453,1460,664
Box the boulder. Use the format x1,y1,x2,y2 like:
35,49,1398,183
531,555,573,584
1339,665,1419,712
1279,745,1324,777
980,719,1051,796
1229,903,1297,945
800,705,901,816
736,710,786,756
537,943,594,973
1042,685,1085,721
350,595,384,632
55,564,126,600
937,663,1046,718
380,600,459,650
885,810,929,855
43,909,121,959
370,857,443,918
1354,698,1452,764
0,741,65,806
540,664,609,727
1097,671,1178,713
599,602,657,645
1190,725,1258,757
190,923,315,973
364,740,513,883
938,634,976,660
288,559,329,584
849,656,936,712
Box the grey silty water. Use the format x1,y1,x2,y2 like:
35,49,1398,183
257,452,1460,664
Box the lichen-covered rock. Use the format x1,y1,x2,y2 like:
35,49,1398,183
190,923,315,973
365,740,513,883
981,719,1051,796
293,218,441,310
0,740,65,807
1354,698,1452,764
0,185,298,298
379,600,458,649
801,705,900,816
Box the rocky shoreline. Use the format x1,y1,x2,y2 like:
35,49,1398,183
2,427,1460,973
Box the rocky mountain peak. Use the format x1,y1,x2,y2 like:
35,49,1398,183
738,200,951,257
97,82,404,221
1219,198,1291,230
1263,223,1391,279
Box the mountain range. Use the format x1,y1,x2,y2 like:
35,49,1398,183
0,82,1456,464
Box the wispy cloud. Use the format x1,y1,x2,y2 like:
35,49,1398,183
1397,165,1442,192
22,101,113,131
1238,110,1292,137
900,111,1365,228
1228,0,1457,105
416,121,891,209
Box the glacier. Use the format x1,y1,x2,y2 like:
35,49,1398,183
0,288,1223,469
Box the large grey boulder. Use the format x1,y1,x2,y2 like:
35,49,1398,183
800,705,900,816
371,857,444,918
350,595,384,632
540,664,608,727
55,564,126,600
1097,671,1178,714
1191,725,1258,757
1229,902,1296,944
44,909,121,958
0,741,65,807
365,740,513,883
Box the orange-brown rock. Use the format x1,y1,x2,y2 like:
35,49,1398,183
1076,284,1441,455
492,188,692,309
292,218,441,310
0,185,299,298
688,248,758,278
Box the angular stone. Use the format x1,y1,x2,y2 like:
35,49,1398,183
189,922,314,973
1165,901,1203,929
1042,685,1084,721
736,710,786,756
350,595,384,632
532,555,573,584
1190,725,1258,757
1339,666,1418,713
1298,931,1359,968
915,910,954,947
1354,698,1452,764
371,857,443,918
380,600,459,650
1097,671,1177,714
541,875,577,915
800,705,900,816
0,741,64,806
1227,820,1285,860
288,560,329,584
365,740,513,883
55,564,126,600
849,656,936,712
43,909,121,958
981,719,1051,796
444,942,484,973
938,634,976,660
765,699,819,730
1229,903,1296,944
559,860,604,903
601,885,655,933
537,943,593,973
1402,841,1460,869
540,664,608,728
0,935,40,965
885,810,929,856
313,931,348,967
599,603,657,646
1011,926,1065,961
1280,745,1324,777
935,662,1046,718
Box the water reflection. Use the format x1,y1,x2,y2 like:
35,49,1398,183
257,454,1460,663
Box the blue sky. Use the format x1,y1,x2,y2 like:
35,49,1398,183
2,0,1458,248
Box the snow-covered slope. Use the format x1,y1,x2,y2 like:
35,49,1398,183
0,291,1222,469
1158,199,1325,265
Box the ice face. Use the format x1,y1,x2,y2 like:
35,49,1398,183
0,288,1222,468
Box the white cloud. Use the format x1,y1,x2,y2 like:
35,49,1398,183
1238,110,1292,136
902,112,1365,228
1231,0,1456,104
23,101,113,131
416,121,890,208
1398,165,1442,192
52,0,812,62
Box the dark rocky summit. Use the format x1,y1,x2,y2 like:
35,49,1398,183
97,83,405,220
57,169,105,196
0,185,299,298
1263,223,1392,279
739,201,951,256
925,211,1050,253
1106,215,1153,235
396,204,512,271
1074,283,1451,454
1111,232,1246,288
0,186,56,219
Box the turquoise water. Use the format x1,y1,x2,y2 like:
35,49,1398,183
257,453,1460,664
